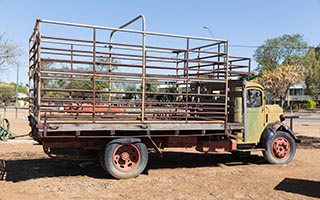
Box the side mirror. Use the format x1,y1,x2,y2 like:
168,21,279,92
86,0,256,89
280,114,285,122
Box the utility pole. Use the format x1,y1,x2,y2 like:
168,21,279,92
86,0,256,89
15,63,19,119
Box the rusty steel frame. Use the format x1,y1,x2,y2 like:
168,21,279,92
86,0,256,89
29,16,250,139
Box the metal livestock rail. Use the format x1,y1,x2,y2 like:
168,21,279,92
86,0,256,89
28,15,250,140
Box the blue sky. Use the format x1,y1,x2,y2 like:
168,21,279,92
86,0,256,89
1,0,320,84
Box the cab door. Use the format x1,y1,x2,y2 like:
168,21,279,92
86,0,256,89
245,87,266,143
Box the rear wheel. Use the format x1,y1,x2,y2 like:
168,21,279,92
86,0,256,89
102,138,148,179
263,131,296,164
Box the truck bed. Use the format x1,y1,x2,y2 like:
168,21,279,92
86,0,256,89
28,18,250,139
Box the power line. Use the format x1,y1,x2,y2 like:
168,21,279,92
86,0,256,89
202,26,317,50
230,45,259,49
229,44,316,49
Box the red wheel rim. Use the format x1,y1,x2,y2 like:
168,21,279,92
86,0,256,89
112,143,141,172
271,137,291,160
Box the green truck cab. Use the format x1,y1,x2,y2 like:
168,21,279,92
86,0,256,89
239,82,300,164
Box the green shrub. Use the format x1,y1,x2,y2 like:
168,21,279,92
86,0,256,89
284,103,300,111
303,100,317,109
285,100,317,110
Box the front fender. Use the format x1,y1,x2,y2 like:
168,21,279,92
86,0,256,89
259,122,301,148
276,124,301,143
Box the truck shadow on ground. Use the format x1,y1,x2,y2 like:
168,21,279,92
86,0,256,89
297,135,320,149
4,152,266,182
147,151,265,170
274,178,320,198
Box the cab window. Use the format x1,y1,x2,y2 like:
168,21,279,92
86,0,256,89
247,89,262,108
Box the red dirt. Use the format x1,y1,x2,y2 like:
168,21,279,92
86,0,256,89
0,109,319,200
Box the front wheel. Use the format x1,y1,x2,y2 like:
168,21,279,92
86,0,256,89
102,138,148,179
263,131,296,164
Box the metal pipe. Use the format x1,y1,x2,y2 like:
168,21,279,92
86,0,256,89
109,15,146,43
108,15,146,115
37,19,226,42
242,81,247,142
92,28,97,122
224,42,229,135
37,21,42,123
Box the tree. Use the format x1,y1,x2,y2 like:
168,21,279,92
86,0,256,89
304,46,320,101
9,82,28,94
0,33,20,71
145,83,158,100
0,82,15,105
240,71,259,81
254,65,305,107
253,34,308,73
96,57,118,72
40,60,116,99
315,46,320,60
123,83,138,100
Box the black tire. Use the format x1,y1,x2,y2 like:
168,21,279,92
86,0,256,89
102,138,148,179
263,131,296,164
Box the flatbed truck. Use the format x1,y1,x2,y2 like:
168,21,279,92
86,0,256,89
28,15,300,179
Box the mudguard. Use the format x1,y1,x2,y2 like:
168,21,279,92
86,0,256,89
259,122,301,148
277,124,301,143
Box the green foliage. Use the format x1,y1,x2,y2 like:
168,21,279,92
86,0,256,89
0,83,15,105
315,46,320,60
96,57,118,71
304,100,317,109
155,85,178,101
304,46,320,100
41,59,119,98
240,71,258,81
9,82,28,94
286,100,317,110
145,83,158,100
69,79,94,98
0,82,28,105
123,83,139,100
254,34,308,73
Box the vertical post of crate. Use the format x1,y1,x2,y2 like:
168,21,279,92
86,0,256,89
92,27,97,122
224,41,229,135
141,22,147,123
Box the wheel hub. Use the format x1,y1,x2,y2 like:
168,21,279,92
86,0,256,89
272,137,291,160
112,143,141,172
120,152,130,161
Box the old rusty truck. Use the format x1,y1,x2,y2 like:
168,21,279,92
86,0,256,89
28,15,300,179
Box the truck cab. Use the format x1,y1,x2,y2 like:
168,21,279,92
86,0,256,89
232,81,300,164
244,82,283,144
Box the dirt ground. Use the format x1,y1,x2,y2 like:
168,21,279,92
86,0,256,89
0,109,319,200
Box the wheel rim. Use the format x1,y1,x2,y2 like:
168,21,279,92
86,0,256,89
271,136,291,160
112,143,141,172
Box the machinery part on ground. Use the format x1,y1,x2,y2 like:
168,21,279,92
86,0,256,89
0,118,15,141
